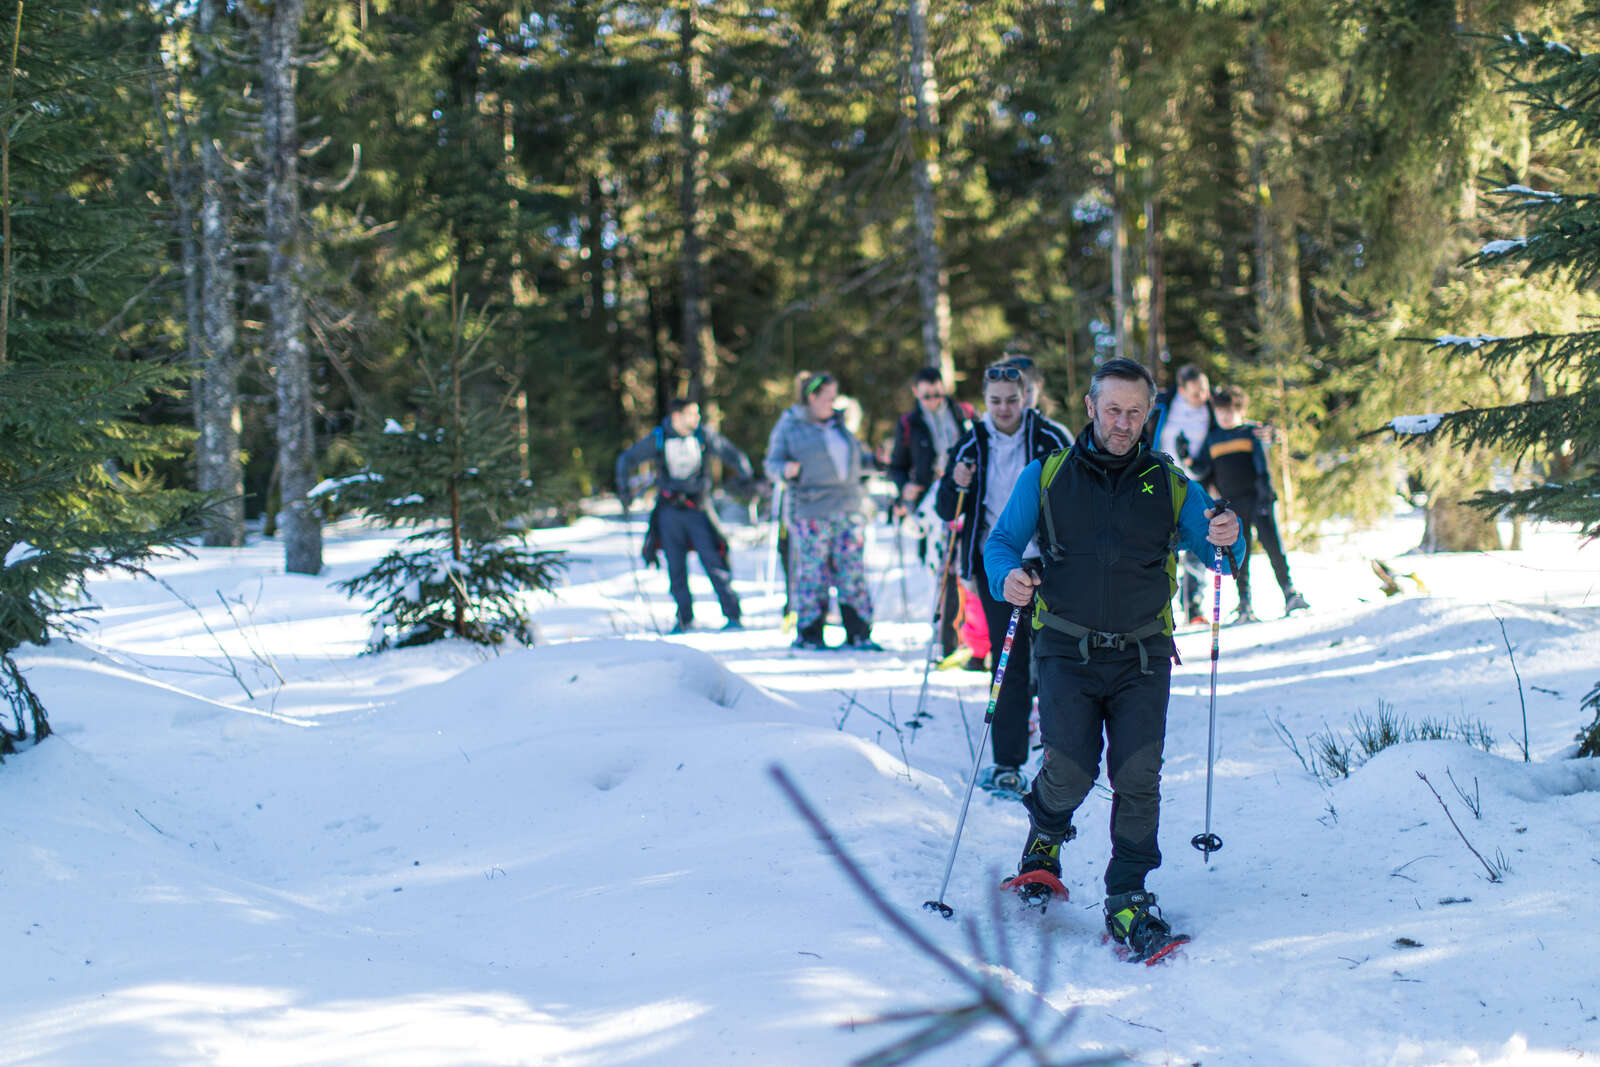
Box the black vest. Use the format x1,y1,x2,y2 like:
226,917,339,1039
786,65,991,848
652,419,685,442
1032,439,1185,656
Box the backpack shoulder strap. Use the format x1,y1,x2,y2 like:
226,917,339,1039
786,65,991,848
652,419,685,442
1036,447,1074,559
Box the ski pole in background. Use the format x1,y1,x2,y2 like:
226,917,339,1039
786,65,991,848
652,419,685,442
621,506,663,636
894,516,910,625
781,481,799,632
764,481,785,597
924,561,1035,918
913,489,965,720
1192,498,1231,861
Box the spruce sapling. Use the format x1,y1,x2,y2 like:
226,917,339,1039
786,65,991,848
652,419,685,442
330,274,564,649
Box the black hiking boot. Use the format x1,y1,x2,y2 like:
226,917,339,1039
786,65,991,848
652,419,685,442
1104,891,1182,961
792,621,827,650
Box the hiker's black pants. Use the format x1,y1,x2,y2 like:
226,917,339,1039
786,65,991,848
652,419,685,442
657,504,739,625
1232,492,1292,605
973,552,1032,768
1028,651,1170,897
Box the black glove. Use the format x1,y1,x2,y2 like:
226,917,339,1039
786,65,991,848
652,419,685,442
1174,431,1191,458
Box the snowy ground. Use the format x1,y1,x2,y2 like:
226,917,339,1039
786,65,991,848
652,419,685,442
3,502,1598,1066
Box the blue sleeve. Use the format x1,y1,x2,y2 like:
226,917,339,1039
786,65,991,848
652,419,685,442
982,459,1044,601
1177,478,1238,573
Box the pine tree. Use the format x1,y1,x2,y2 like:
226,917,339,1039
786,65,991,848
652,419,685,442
1400,24,1600,536
0,2,204,755
1393,19,1600,755
329,273,566,650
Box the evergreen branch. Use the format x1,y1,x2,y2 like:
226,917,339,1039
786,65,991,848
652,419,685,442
769,764,1123,1067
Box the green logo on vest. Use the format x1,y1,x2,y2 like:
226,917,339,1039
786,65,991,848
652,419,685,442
1141,481,1154,495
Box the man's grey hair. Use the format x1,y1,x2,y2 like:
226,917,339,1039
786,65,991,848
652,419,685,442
1088,358,1157,404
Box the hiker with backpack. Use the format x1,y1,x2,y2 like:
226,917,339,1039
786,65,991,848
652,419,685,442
888,367,974,659
615,398,754,634
763,371,883,652
933,361,1073,796
985,357,1239,961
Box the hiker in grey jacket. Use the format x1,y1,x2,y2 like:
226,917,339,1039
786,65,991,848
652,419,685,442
763,371,881,651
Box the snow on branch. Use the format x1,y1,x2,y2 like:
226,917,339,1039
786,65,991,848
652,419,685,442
309,471,383,499
4,541,41,568
1389,414,1446,436
1433,335,1503,349
1478,239,1527,257
1496,184,1564,204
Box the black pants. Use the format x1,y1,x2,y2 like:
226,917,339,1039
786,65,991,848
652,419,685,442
973,554,1032,768
1232,492,1293,606
1027,650,1171,896
657,504,740,625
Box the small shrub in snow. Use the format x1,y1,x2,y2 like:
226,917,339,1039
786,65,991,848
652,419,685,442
326,278,566,650
1278,704,1497,784
1578,681,1600,758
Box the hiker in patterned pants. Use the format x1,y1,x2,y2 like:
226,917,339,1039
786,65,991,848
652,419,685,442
763,370,883,651
790,513,873,644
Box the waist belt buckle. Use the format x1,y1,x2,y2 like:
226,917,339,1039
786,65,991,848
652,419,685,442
1092,630,1126,650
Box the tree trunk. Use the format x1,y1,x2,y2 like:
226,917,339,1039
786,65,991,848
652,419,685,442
1108,52,1131,357
1210,62,1251,363
196,0,244,547
906,0,952,381
678,5,716,409
1250,35,1303,537
1143,194,1166,373
1423,491,1501,553
258,0,320,574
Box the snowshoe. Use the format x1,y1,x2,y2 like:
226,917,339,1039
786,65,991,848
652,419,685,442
1002,826,1067,909
1282,590,1310,615
1104,891,1190,965
936,646,973,671
978,764,1029,799
668,619,694,634
842,633,884,652
1230,605,1259,624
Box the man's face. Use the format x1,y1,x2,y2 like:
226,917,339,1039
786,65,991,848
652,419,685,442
1178,375,1210,407
1085,378,1151,456
985,382,1025,434
913,380,946,412
671,403,701,435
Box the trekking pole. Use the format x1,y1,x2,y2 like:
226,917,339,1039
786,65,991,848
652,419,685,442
621,508,663,636
924,562,1036,918
1192,498,1231,861
764,481,784,597
894,516,910,625
913,489,965,719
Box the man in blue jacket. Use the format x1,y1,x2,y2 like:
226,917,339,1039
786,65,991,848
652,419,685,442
984,357,1238,961
616,398,754,633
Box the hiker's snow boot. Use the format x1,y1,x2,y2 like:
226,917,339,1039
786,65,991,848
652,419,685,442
1283,590,1310,614
1104,891,1178,960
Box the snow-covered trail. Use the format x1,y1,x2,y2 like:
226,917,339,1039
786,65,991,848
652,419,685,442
2,507,1596,1065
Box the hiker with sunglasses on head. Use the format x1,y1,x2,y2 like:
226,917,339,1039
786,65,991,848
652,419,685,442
888,367,974,659
933,360,1073,796
985,356,1239,961
764,371,883,652
616,398,754,634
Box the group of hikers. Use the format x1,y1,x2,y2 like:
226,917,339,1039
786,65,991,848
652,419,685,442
615,356,1309,961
